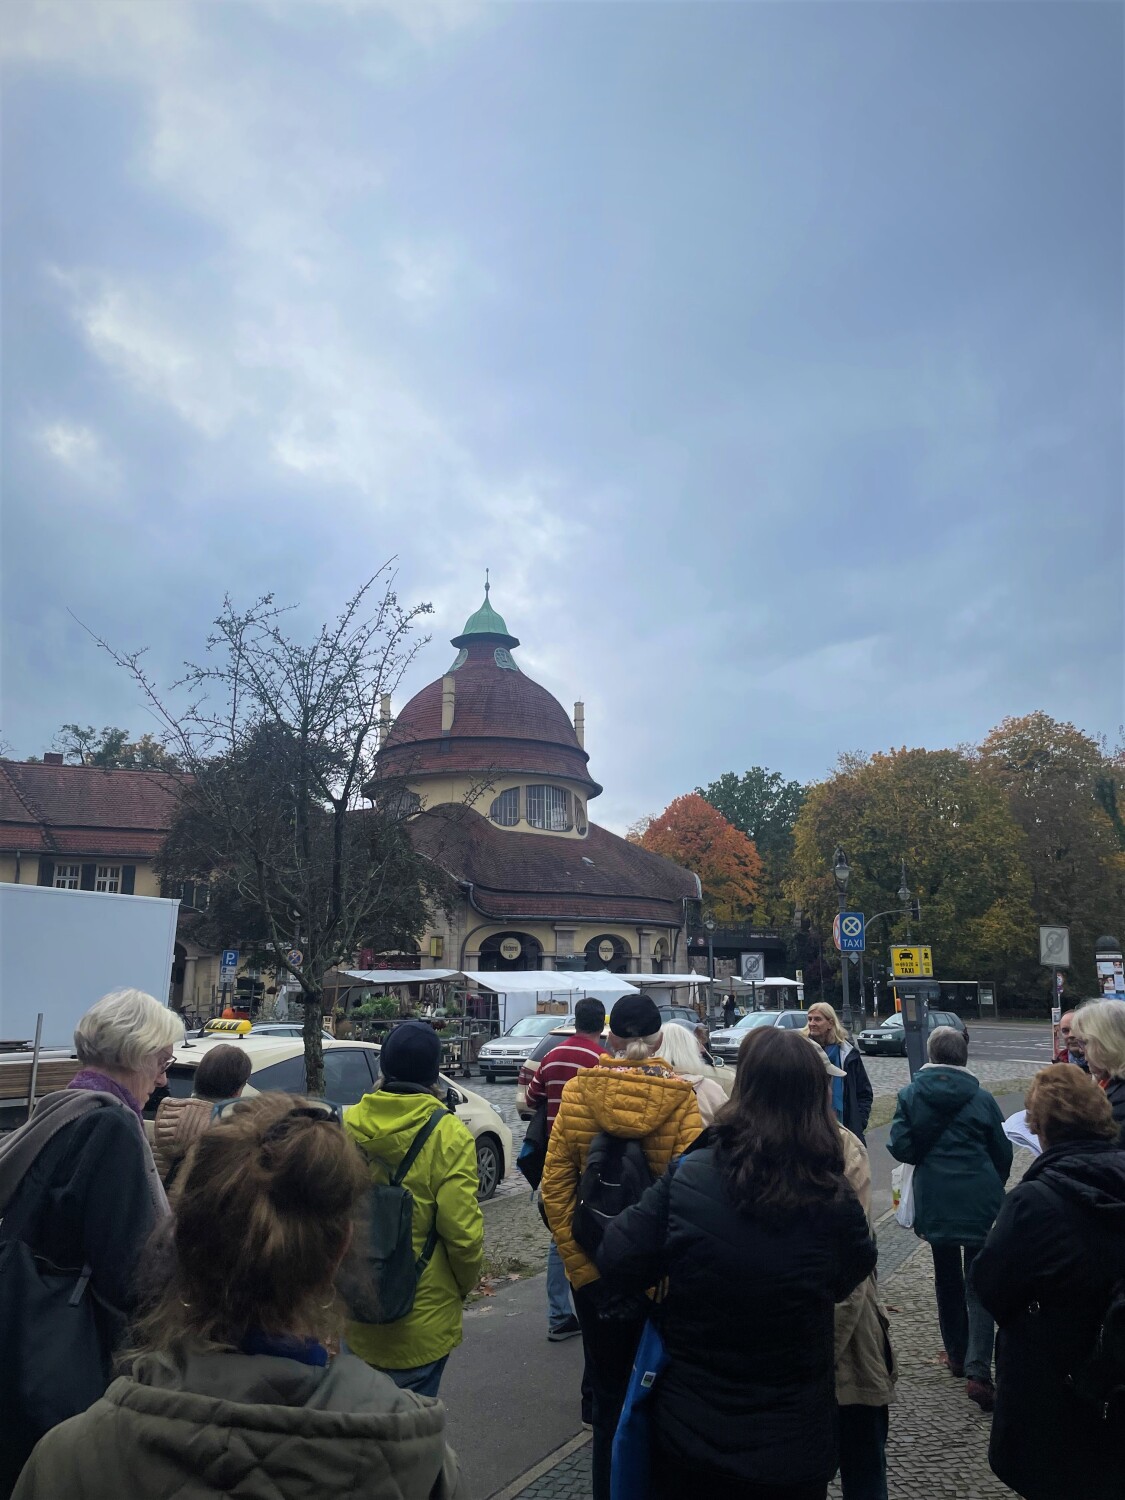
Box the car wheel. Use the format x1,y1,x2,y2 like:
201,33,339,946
475,1134,503,1201
483,1073,495,1085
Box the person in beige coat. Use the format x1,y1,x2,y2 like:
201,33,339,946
835,1101,897,1500
151,1042,252,1183
13,1093,464,1500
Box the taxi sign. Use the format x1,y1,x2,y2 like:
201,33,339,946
891,945,933,978
203,1018,252,1035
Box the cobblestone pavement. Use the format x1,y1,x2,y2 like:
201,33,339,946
497,1150,1038,1498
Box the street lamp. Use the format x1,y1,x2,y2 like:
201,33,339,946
704,916,715,983
898,860,912,941
832,847,853,1030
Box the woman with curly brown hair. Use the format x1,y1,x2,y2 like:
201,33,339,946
12,1094,464,1500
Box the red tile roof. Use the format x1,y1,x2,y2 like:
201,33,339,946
0,760,184,858
408,805,700,927
381,643,600,794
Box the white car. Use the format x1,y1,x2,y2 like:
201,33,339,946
159,1033,513,1200
477,1013,576,1082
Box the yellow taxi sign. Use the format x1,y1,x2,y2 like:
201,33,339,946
891,946,933,978
203,1018,252,1035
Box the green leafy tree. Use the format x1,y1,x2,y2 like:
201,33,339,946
45,725,180,769
978,712,1125,996
789,748,1035,1001
698,767,806,926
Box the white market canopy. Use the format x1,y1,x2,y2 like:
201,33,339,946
341,969,465,986
466,970,639,1000
731,976,803,989
635,973,717,987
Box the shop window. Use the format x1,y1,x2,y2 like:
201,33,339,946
489,787,521,826
95,865,122,893
53,864,81,890
526,785,571,831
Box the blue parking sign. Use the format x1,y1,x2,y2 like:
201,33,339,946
834,913,865,952
221,948,240,971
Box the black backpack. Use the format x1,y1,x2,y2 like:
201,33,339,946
342,1109,446,1326
572,1131,654,1258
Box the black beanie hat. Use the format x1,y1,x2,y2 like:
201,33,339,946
608,993,662,1039
379,1020,442,1085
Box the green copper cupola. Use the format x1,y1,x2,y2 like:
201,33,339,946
450,577,520,650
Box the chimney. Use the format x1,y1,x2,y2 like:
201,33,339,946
573,701,585,748
43,752,64,766
441,675,456,735
379,694,392,744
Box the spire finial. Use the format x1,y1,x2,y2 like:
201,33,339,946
485,568,490,597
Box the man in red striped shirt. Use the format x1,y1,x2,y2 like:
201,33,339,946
527,997,606,1345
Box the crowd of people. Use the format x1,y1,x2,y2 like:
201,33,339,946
0,984,1123,1500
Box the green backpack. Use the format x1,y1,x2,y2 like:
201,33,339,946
345,1109,446,1326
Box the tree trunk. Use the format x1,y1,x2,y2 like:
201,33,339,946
302,990,326,1096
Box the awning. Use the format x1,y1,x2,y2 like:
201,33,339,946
341,969,465,986
465,970,639,1000
731,976,803,989
633,973,716,987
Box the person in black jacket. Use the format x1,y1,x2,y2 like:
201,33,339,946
972,1065,1125,1500
597,1027,876,1500
1070,998,1125,1143
0,989,181,1496
806,1003,873,1142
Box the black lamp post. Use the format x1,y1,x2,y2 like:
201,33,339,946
704,916,715,983
898,860,912,942
832,846,853,1030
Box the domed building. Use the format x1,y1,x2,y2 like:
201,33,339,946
374,585,700,974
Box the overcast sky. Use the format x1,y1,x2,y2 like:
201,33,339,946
2,0,1121,832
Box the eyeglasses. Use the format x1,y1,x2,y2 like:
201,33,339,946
154,1052,175,1072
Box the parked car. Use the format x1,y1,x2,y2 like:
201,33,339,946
708,1008,809,1065
156,1033,513,1200
855,1009,969,1057
655,1004,702,1026
477,1013,574,1083
516,1020,732,1119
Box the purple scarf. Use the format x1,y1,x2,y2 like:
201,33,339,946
67,1069,144,1123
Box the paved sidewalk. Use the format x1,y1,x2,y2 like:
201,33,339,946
496,1153,1036,1500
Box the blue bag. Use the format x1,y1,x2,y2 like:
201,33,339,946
610,1317,668,1500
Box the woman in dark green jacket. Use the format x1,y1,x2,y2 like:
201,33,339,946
888,1026,1012,1412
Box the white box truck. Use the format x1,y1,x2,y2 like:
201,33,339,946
0,883,179,1074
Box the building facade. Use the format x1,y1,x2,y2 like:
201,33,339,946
374,587,701,973
0,755,221,1012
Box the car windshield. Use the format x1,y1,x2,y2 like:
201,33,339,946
734,1012,780,1031
881,1015,904,1029
507,1015,568,1037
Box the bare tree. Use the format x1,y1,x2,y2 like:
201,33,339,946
89,565,446,1093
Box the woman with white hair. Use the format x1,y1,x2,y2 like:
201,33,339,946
1070,999,1125,1143
657,1022,727,1125
0,989,183,1493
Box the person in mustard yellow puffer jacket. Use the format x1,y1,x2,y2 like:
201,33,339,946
541,994,703,1500
344,1023,483,1398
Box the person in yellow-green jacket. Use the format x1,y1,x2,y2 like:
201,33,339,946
344,1022,484,1398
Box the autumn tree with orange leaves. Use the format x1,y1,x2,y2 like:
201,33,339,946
638,793,762,920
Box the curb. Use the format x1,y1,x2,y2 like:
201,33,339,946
486,1431,591,1500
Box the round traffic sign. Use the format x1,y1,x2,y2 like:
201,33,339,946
287,949,303,968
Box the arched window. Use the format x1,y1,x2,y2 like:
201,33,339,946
526,785,571,831
574,799,588,835
490,787,521,826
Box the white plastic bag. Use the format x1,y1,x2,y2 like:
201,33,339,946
891,1163,915,1229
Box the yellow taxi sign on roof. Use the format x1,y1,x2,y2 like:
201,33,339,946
204,1018,252,1035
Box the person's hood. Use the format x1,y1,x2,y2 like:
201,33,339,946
153,1096,210,1161
910,1064,980,1118
1026,1139,1125,1225
344,1087,448,1163
578,1056,695,1139
102,1350,453,1497
0,1088,116,1213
